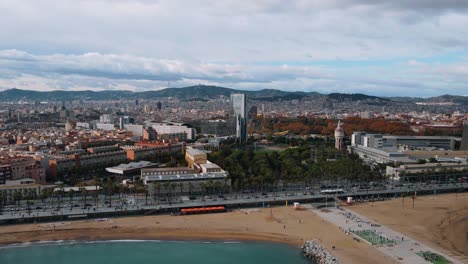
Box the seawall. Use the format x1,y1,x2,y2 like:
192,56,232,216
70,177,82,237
302,240,340,264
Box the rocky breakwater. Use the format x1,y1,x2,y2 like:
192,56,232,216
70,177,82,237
302,240,340,264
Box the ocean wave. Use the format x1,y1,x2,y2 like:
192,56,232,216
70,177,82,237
0,239,245,250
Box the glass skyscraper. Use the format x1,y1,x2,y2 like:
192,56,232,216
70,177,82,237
230,93,247,143
461,120,468,150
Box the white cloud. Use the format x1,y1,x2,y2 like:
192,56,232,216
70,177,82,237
0,1,467,96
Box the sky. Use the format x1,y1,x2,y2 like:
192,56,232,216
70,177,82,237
0,0,468,97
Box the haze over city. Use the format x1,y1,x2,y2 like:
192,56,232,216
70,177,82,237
1,0,468,96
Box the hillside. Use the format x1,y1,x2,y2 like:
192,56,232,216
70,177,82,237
0,86,317,101
0,86,463,103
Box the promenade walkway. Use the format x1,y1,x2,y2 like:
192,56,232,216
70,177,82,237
313,207,462,264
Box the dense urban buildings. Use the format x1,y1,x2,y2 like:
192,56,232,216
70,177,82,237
2,1,468,263
0,88,467,264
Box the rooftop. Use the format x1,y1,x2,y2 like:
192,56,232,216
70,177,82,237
144,172,228,182
54,186,102,192
142,167,194,173
200,162,222,169
186,147,206,156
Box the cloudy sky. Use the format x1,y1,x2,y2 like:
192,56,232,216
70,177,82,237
1,0,468,97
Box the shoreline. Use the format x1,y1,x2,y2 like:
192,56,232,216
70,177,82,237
0,207,398,264
0,227,305,247
0,237,301,249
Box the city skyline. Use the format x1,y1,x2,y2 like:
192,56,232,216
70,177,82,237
0,1,468,97
0,1,467,261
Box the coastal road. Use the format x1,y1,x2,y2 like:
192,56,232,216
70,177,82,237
0,181,466,223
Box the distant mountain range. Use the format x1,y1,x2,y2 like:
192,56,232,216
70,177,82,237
0,86,319,101
0,86,467,104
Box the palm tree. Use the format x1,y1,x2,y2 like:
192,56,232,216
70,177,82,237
12,190,22,209
214,181,222,196
222,182,230,195
80,186,88,208
122,184,130,197
163,182,171,200
207,179,214,195
153,182,161,203
200,182,206,197
232,179,239,197
40,188,53,207
188,182,194,197
68,189,75,209
144,185,149,206
0,191,5,213
178,182,184,196
170,182,177,203
93,185,100,208
56,186,64,210
106,182,114,207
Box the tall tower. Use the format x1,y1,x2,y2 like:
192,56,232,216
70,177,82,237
461,120,468,150
334,120,345,150
230,93,247,144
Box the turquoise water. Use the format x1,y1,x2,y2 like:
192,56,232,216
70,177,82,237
0,240,310,264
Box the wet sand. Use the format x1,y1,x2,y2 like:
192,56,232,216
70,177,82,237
0,206,396,264
350,192,468,262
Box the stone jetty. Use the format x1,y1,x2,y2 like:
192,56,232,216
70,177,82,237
302,240,340,264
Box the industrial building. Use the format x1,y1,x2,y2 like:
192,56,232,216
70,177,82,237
352,132,457,150
386,162,468,180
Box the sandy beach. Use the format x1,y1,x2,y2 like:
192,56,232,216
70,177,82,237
350,192,468,262
0,206,397,264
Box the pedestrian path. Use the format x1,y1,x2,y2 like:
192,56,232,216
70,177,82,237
312,207,462,264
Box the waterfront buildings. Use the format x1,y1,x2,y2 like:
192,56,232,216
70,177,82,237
386,162,468,179
0,157,46,183
142,146,229,194
141,165,229,194
0,178,45,202
105,161,158,176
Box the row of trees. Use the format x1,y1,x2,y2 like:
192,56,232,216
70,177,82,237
255,116,417,137
0,189,38,208
253,116,462,137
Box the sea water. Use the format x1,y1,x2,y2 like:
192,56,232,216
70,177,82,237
0,240,311,264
